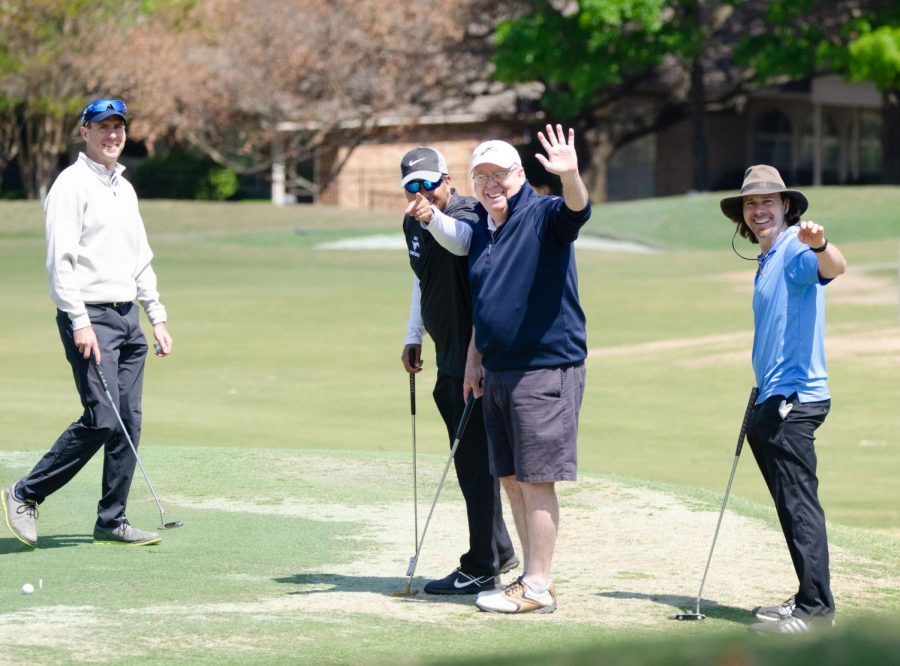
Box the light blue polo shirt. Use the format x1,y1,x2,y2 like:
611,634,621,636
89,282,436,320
752,226,831,404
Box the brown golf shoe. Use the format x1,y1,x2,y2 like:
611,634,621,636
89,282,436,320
475,577,557,614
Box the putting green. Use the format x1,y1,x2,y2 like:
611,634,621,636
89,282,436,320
1,193,899,662
1,447,898,663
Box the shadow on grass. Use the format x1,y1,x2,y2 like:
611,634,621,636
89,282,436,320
0,534,93,554
273,572,476,605
597,590,752,624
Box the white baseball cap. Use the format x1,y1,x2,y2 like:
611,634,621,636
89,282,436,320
471,140,521,172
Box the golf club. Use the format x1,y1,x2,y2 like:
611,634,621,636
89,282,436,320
406,347,419,580
391,392,477,598
89,358,184,531
675,386,758,621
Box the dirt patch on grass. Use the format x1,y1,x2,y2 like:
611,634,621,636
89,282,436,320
3,455,896,660
152,469,897,628
0,606,110,656
589,323,900,368
704,266,897,308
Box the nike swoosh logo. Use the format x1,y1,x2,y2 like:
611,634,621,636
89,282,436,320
453,577,485,589
408,158,427,166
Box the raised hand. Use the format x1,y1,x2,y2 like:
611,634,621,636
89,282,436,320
797,220,826,250
534,124,579,177
404,192,434,224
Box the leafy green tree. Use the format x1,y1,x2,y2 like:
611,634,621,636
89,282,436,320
847,26,900,183
492,0,899,196
491,0,743,198
734,0,900,184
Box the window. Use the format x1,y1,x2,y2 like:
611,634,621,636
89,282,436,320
752,110,792,176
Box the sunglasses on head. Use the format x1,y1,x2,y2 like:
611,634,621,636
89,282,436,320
404,177,444,194
82,99,127,124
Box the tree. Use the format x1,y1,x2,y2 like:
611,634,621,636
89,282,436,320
733,0,900,183
97,0,476,186
491,0,899,198
0,0,187,199
1,0,476,197
490,0,752,199
847,26,900,183
0,95,17,191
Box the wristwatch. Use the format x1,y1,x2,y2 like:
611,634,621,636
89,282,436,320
811,238,828,253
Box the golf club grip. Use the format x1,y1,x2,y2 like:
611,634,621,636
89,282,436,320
734,387,759,457
90,358,110,391
453,394,477,442
408,348,416,415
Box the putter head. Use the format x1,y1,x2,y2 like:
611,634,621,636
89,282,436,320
160,520,184,530
674,612,705,621
388,587,418,598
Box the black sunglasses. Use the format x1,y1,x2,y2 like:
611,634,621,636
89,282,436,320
404,177,444,194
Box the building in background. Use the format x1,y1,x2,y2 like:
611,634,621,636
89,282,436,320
272,75,883,210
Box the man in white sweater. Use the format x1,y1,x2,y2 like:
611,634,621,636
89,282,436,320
2,98,173,547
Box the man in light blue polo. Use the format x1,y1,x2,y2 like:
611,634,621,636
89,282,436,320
720,164,847,634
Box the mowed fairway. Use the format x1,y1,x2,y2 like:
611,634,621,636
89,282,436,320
1,191,899,663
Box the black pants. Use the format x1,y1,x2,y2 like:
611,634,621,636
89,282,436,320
747,394,835,618
433,372,515,577
16,304,148,529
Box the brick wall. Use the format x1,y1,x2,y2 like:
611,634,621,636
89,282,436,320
318,122,524,211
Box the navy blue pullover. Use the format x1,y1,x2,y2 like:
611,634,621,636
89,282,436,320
469,181,591,370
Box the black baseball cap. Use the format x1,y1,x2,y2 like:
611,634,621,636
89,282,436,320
400,147,448,187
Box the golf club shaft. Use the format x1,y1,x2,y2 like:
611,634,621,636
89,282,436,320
405,393,476,586
409,348,418,558
90,360,168,526
693,386,759,614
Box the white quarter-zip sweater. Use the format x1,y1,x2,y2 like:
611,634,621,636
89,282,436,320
45,152,167,331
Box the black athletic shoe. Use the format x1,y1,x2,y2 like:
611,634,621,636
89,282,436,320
499,555,520,574
424,568,498,595
752,595,796,622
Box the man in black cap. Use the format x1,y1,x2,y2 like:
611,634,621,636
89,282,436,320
2,98,172,548
720,164,846,633
399,146,518,594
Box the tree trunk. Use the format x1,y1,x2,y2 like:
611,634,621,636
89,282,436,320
883,88,900,185
580,126,615,203
0,107,19,192
690,56,710,191
17,108,68,200
689,0,709,192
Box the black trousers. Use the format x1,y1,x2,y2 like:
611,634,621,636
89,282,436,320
433,372,515,577
746,394,835,618
16,304,148,529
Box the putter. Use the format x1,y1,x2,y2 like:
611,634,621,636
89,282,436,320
406,347,419,579
89,358,184,530
675,386,758,621
392,392,477,598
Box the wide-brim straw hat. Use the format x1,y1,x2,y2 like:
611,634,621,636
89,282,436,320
720,164,808,222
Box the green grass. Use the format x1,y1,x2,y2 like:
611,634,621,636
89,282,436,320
1,446,899,664
1,448,898,664
1,193,898,527
1,190,899,663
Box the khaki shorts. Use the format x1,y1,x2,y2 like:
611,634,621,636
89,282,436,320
482,363,585,483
